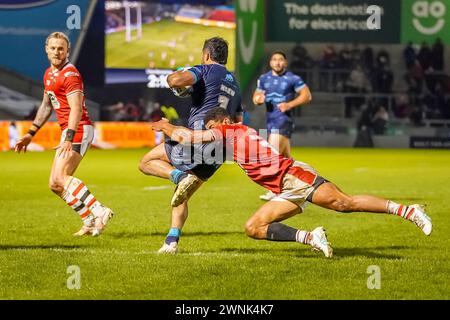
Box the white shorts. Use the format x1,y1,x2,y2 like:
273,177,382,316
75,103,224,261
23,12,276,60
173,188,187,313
60,125,94,157
271,161,328,211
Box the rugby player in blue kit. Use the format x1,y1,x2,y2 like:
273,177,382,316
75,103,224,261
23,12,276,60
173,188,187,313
139,37,243,253
253,51,312,201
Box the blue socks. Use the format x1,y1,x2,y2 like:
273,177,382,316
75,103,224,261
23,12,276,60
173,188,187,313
170,169,187,185
165,227,181,245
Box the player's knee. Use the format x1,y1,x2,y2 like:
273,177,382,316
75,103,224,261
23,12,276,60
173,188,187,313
49,178,64,194
244,220,257,238
244,219,264,239
138,158,151,174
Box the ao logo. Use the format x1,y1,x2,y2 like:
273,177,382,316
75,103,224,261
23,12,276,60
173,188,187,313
238,0,258,64
412,1,446,35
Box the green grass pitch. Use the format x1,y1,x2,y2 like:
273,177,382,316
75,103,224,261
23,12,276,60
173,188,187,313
0,147,449,299
106,20,236,70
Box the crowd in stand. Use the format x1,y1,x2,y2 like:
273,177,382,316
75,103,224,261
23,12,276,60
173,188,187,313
101,99,180,124
290,39,449,133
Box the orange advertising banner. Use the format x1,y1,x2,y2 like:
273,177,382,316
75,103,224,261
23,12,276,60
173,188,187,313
0,122,9,151
1,121,156,151
94,122,155,148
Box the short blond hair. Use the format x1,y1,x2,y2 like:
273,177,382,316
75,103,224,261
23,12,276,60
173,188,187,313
46,31,70,49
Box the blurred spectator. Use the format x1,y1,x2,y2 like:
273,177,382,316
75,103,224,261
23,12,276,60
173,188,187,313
361,46,374,72
354,102,374,147
404,61,424,95
393,94,412,119
417,42,432,71
9,121,18,150
291,44,314,81
150,103,165,122
339,45,352,69
320,45,339,91
372,105,389,135
350,43,362,65
376,48,390,68
403,42,416,70
124,102,141,120
320,44,339,69
344,64,370,117
372,63,393,93
432,38,444,71
410,104,424,126
102,101,134,121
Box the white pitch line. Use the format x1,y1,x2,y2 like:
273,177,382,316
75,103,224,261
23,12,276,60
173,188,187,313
142,186,172,191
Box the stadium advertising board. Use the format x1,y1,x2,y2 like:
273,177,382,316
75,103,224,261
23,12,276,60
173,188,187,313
0,121,156,151
267,0,450,44
235,0,265,91
401,0,450,44
0,0,93,80
410,136,450,149
266,0,401,43
105,0,236,84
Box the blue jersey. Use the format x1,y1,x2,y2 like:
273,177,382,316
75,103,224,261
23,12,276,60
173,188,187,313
187,64,242,129
256,70,306,122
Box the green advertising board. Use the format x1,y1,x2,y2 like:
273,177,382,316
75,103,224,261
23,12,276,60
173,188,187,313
267,0,401,43
266,0,450,44
401,0,450,44
235,0,265,92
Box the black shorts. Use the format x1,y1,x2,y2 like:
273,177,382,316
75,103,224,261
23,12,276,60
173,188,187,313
306,175,329,202
164,137,223,181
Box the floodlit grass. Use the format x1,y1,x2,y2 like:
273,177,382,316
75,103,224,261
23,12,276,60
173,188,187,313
0,148,449,299
106,20,236,70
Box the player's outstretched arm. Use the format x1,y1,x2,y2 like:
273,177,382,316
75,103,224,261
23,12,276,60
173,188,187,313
15,93,52,153
150,120,215,144
167,69,196,88
278,86,312,112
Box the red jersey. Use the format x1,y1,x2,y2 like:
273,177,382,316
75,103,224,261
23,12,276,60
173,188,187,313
43,63,92,130
211,123,294,193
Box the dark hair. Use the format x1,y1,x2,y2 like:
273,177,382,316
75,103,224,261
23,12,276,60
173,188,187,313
270,51,287,60
204,107,231,125
203,37,228,65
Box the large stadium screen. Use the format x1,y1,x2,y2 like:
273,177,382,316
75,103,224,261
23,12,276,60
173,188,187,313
105,0,236,86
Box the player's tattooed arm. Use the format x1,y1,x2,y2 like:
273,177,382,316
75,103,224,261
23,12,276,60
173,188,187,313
278,86,312,112
167,69,196,88
14,92,52,153
33,92,53,128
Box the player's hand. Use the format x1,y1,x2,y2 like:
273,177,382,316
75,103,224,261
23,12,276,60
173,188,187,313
14,134,33,154
56,141,73,159
253,92,265,105
150,119,168,131
278,102,290,112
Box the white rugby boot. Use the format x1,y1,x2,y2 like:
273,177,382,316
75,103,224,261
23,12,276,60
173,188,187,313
171,173,202,207
409,204,432,236
73,224,94,236
310,226,333,258
158,241,178,254
92,206,114,237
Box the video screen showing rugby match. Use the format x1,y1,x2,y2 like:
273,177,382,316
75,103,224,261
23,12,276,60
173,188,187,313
105,0,236,71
